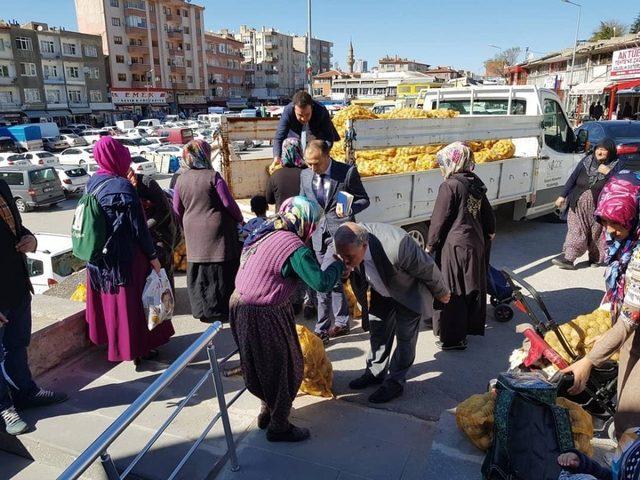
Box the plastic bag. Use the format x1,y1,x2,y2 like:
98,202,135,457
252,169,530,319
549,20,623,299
296,324,333,398
70,283,86,302
142,269,174,330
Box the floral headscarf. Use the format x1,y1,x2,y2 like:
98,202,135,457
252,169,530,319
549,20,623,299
281,137,305,168
436,142,475,178
244,195,322,247
94,136,132,177
594,171,640,318
182,139,212,169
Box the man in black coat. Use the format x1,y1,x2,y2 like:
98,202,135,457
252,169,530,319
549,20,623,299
0,179,67,435
273,90,340,165
300,140,370,343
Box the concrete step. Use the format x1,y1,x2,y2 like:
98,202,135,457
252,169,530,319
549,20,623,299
0,328,260,480
0,450,63,479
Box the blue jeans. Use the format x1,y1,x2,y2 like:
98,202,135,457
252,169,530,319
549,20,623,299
314,248,350,333
0,296,38,410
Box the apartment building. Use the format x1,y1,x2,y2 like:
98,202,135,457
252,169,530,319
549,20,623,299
0,20,110,124
204,30,247,106
378,55,431,74
75,0,208,113
292,36,333,75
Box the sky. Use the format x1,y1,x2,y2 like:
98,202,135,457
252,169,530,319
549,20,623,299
3,0,639,74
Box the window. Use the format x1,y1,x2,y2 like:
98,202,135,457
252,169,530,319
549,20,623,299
433,99,527,116
63,43,77,55
114,36,123,45
115,55,125,63
0,172,24,186
40,40,55,54
125,15,147,28
15,37,33,51
20,62,37,77
152,40,158,47
24,88,41,103
110,0,119,6
182,9,188,17
29,167,56,185
88,67,99,79
186,60,192,67
187,75,193,83
117,73,127,81
132,74,141,81
90,90,102,102
543,98,575,153
25,259,44,278
0,91,15,104
67,89,82,103
185,43,191,51
112,17,121,27
84,45,98,57
184,26,190,35
46,89,61,103
66,66,80,78
43,64,59,78
0,65,9,77
0,39,5,51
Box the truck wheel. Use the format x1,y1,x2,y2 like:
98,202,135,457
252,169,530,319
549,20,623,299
14,197,30,213
403,222,428,249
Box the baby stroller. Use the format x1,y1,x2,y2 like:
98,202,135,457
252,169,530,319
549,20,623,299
487,265,515,322
501,268,618,440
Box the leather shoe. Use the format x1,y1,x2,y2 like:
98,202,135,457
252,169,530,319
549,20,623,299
349,371,383,390
315,331,329,346
303,305,316,319
328,325,350,338
369,383,404,404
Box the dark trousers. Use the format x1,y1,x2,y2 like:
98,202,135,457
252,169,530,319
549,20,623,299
314,248,349,333
433,291,484,345
0,296,38,410
366,291,421,386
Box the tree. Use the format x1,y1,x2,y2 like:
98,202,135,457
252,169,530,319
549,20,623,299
590,20,628,41
483,47,522,77
631,12,640,34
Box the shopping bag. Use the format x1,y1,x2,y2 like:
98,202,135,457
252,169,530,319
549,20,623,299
142,268,175,330
296,324,334,398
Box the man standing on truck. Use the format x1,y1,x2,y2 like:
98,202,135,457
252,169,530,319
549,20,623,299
272,90,340,165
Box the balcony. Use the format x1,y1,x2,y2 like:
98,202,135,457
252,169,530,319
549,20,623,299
165,14,176,21
65,76,86,85
127,44,149,54
265,69,278,75
168,48,184,56
47,102,69,109
264,42,277,49
0,76,17,85
167,29,183,39
40,50,61,59
126,25,148,36
125,0,146,9
0,102,21,112
171,82,188,90
170,64,186,74
265,55,278,62
131,81,152,88
43,76,65,84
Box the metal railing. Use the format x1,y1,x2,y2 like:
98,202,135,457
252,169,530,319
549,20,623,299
58,322,245,479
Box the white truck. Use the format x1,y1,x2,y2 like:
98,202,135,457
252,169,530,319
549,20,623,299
216,87,583,246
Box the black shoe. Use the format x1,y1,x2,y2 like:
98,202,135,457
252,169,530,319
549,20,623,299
590,262,605,268
292,303,303,315
551,257,576,270
266,424,310,442
257,410,271,430
368,383,404,404
436,339,468,351
315,331,329,346
349,371,384,390
15,389,68,411
303,305,316,319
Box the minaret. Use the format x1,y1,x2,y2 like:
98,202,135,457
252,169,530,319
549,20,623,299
347,40,355,73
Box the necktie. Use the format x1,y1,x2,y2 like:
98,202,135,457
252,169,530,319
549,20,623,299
316,174,326,207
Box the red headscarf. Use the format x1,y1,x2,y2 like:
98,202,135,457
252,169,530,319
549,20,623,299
94,136,131,177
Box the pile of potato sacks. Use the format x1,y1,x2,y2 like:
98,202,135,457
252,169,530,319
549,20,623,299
329,105,516,177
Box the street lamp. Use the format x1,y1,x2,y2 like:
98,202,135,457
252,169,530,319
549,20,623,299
307,0,313,95
561,0,582,110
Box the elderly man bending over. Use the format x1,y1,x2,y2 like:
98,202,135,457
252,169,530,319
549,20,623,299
332,222,450,403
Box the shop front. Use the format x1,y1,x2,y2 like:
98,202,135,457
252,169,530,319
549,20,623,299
605,46,640,120
569,80,612,120
177,93,208,117
111,88,171,122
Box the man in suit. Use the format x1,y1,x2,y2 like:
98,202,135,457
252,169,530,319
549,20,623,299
273,90,340,165
333,222,450,403
0,179,67,435
300,140,370,343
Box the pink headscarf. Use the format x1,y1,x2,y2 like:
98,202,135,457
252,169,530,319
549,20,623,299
94,136,132,177
595,174,640,230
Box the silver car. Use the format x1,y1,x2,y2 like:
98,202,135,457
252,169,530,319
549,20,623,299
59,133,88,147
42,136,69,151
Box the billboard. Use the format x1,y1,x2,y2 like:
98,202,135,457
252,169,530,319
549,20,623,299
111,90,168,105
611,47,640,79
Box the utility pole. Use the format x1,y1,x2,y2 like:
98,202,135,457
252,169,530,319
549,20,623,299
307,0,313,95
561,0,582,111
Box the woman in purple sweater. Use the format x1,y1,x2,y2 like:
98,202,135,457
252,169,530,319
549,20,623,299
173,139,244,323
231,196,344,442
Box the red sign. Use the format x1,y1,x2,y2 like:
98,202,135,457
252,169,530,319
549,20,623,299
611,47,640,79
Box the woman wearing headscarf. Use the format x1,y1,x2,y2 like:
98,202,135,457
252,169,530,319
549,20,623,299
173,139,244,323
562,171,640,440
426,142,496,351
553,138,618,270
85,137,175,364
266,138,306,212
231,196,344,442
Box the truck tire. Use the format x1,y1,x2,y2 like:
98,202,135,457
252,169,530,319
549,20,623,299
14,197,30,213
403,222,429,249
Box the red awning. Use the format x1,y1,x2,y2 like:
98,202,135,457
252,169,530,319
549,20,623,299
605,78,640,92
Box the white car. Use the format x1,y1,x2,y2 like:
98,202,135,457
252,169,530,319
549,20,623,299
130,155,158,176
113,137,156,156
153,144,183,155
57,147,95,167
16,151,60,166
26,233,85,294
0,153,30,167
55,165,90,196
42,136,69,151
67,123,92,132
60,133,88,147
82,129,111,144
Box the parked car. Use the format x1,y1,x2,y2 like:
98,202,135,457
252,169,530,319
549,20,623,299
82,129,111,144
239,108,257,118
60,133,88,147
130,155,158,176
113,137,155,156
575,120,640,163
67,123,92,132
42,136,69,152
138,119,161,128
57,146,95,167
0,165,66,212
16,151,60,166
26,233,85,294
55,165,90,196
0,136,25,153
59,127,81,135
153,144,183,155
159,127,194,145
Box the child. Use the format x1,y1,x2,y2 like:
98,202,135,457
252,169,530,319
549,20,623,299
241,195,269,240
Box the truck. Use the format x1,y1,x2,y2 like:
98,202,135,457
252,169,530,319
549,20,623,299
34,122,60,139
116,120,135,131
0,125,43,151
216,86,583,246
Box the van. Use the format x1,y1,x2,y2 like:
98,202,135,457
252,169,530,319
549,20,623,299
0,165,66,212
138,119,161,128
116,120,135,131
26,233,85,294
162,127,194,145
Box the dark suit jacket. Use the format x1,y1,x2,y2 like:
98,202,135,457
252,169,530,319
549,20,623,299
266,166,303,213
0,179,34,309
299,159,370,251
346,223,448,330
273,100,340,158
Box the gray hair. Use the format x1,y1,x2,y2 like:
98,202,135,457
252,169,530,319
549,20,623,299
334,223,368,248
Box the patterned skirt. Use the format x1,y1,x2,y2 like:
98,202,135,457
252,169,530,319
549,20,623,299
563,190,604,263
229,293,303,429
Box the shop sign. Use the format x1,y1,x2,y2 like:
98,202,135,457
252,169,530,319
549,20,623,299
178,94,207,105
112,90,168,105
611,47,640,79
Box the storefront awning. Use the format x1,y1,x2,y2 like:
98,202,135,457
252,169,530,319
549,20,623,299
47,110,71,117
570,80,612,96
24,110,49,118
70,107,91,114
